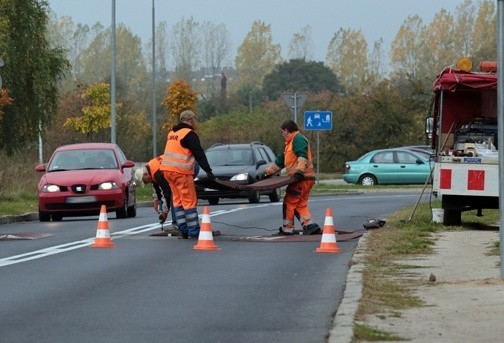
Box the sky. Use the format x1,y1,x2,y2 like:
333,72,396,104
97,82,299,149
47,0,464,63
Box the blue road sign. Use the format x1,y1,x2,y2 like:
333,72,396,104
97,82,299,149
304,111,332,130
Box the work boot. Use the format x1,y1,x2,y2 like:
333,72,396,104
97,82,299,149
303,223,322,235
272,227,295,236
178,231,189,239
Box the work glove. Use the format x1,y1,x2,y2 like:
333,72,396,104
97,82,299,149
293,172,304,183
206,171,216,181
159,211,168,224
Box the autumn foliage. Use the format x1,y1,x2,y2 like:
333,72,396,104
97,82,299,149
161,79,198,130
64,83,122,141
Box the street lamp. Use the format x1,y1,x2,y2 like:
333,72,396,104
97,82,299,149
152,0,157,157
110,0,117,144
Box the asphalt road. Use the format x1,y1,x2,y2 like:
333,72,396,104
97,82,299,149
0,191,428,342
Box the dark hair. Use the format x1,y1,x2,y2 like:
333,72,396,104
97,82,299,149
280,120,299,133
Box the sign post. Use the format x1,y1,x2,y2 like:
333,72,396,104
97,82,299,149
304,111,333,176
283,92,308,124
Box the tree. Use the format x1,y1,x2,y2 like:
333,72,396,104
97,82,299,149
262,59,342,100
471,0,496,61
326,28,368,93
234,21,282,91
419,9,457,77
170,17,201,81
452,0,476,57
390,15,425,78
64,83,121,141
288,25,315,61
161,79,198,130
0,0,68,154
200,21,231,97
367,38,386,87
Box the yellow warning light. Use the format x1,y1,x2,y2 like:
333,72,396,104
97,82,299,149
456,57,472,72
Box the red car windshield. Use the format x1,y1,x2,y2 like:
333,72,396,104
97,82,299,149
48,149,118,171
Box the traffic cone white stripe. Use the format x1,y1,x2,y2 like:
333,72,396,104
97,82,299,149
320,233,336,243
198,231,213,240
95,229,110,239
99,211,108,222
324,215,333,226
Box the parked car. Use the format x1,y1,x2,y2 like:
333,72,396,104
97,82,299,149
343,148,432,186
400,145,436,159
195,141,281,205
35,143,137,221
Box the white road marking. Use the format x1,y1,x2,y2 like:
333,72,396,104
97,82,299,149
0,193,422,267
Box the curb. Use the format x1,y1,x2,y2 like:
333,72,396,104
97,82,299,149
328,231,368,342
0,202,153,226
0,212,39,225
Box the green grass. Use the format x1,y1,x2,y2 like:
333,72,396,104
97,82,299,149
354,201,500,341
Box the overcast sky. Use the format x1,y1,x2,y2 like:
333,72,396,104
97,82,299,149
47,0,463,63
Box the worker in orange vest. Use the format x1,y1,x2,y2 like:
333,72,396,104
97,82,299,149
160,110,215,239
263,120,321,236
134,155,172,224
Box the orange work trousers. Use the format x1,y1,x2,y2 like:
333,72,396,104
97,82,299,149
163,171,197,209
283,179,315,229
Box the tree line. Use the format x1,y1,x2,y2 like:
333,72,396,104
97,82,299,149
0,0,496,173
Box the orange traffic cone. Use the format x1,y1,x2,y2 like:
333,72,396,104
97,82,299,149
316,208,341,253
91,205,115,248
193,206,220,251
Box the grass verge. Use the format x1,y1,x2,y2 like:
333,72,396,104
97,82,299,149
353,201,500,341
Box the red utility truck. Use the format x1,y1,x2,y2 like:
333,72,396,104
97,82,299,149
431,60,498,225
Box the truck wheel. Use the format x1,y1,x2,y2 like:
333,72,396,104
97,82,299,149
443,209,461,226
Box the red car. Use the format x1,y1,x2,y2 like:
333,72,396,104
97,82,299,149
35,143,137,221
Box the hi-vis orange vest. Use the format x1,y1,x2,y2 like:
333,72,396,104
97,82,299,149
161,128,195,174
147,156,162,178
284,131,315,178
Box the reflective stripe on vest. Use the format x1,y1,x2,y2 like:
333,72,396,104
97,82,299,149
161,128,195,174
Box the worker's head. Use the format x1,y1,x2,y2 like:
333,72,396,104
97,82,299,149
179,110,198,127
280,120,299,139
134,167,152,187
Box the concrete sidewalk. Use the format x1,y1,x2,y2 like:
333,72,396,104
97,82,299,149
331,229,504,343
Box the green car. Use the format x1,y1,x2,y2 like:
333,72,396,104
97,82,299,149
343,148,433,186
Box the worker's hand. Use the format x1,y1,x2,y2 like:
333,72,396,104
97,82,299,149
206,171,216,181
293,172,304,183
159,211,168,224
261,171,271,180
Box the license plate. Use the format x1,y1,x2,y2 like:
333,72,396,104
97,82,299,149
66,196,96,204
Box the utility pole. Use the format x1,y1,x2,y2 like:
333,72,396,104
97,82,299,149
151,0,157,157
110,0,117,144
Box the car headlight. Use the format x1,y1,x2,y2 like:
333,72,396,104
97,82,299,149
42,184,61,192
98,182,119,190
231,172,248,181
